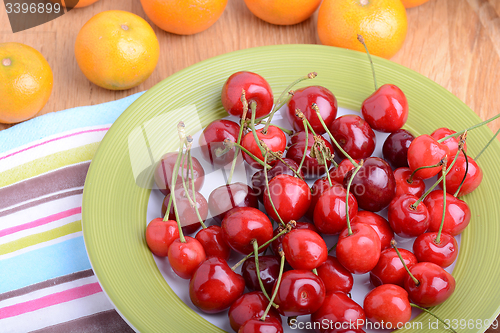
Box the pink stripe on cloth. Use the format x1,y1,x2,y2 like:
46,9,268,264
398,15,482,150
0,282,102,319
0,207,82,238
0,128,109,161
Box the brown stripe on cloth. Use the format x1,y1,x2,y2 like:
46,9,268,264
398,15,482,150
29,310,135,333
0,162,90,211
0,269,94,302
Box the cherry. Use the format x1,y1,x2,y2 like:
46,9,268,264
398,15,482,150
363,284,412,328
326,329,366,333
199,119,241,167
282,229,328,270
407,135,449,179
313,184,358,234
221,207,273,254
394,167,425,198
351,211,394,250
273,270,326,316
383,129,415,169
413,232,458,268
228,291,281,332
154,152,205,196
238,317,283,333
311,292,366,332
431,127,467,159
316,256,354,294
271,222,318,256
208,183,259,223
387,193,429,238
329,115,376,160
336,223,381,274
162,188,208,234
343,157,396,212
329,159,358,184
370,248,417,287
195,225,231,260
284,85,338,134
189,257,245,313
307,176,337,219
440,153,483,196
221,71,273,118
168,236,206,279
423,190,471,236
241,125,287,169
145,218,179,257
264,174,311,223
241,255,280,295
286,131,334,177
252,158,303,202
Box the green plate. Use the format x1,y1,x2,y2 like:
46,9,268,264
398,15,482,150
82,45,500,333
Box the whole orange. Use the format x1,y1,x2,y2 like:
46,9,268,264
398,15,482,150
317,0,408,59
400,0,430,8
0,43,53,124
75,10,160,90
140,0,228,35
243,0,322,25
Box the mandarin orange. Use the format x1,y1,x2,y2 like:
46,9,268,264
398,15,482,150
243,0,321,25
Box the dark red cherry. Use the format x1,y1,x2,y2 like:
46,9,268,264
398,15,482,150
228,291,281,332
189,257,245,313
413,232,458,268
252,158,303,202
168,237,206,279
440,154,483,196
382,129,415,169
145,218,179,257
311,292,366,332
271,222,318,256
363,284,412,328
316,256,354,294
282,229,328,270
195,225,231,260
221,71,273,118
407,135,450,179
286,131,334,177
351,211,394,250
264,174,311,223
199,119,241,167
336,223,381,274
208,183,259,223
431,127,467,159
423,190,471,236
241,255,280,295
241,125,287,169
162,188,208,234
329,159,359,184
238,317,283,333
394,167,425,198
284,85,338,134
387,193,429,238
154,152,205,196
370,248,417,287
313,184,358,235
329,115,376,160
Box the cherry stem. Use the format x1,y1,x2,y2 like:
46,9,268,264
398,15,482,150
267,150,305,181
312,268,318,275
357,34,378,90
438,113,500,143
186,144,207,229
321,149,333,187
252,240,278,308
227,90,249,184
261,249,285,320
249,101,266,157
298,119,309,172
409,161,444,183
453,148,469,197
263,150,286,227
475,127,500,161
171,123,187,243
435,164,447,244
391,240,419,286
220,139,271,169
345,161,363,236
410,303,457,333
328,242,337,254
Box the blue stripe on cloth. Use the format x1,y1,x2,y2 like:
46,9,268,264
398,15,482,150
0,236,91,294
0,92,144,155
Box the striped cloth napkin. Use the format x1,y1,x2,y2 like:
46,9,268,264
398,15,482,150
0,92,143,333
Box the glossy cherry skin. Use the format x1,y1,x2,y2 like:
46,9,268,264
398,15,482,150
329,159,359,184
199,119,241,167
189,257,245,313
168,236,206,279
361,84,409,133
195,225,231,260
351,211,394,250
307,177,337,219
382,129,415,169
441,154,483,196
431,127,467,159
394,167,425,198
271,222,318,256
387,194,429,238
370,248,418,287
284,85,338,134
241,125,287,169
407,135,450,179
241,255,280,295
228,291,282,332
221,71,273,118
343,157,396,212
329,115,376,160
273,270,326,316
145,218,179,257
162,188,208,234
238,317,283,333
252,158,303,202
208,183,259,223
264,174,311,223
282,229,328,270
221,207,273,254
317,256,354,294
363,284,412,328
286,131,334,177
311,292,366,332
413,232,458,268
336,223,381,274
154,152,205,196
424,190,471,236
404,262,456,307
313,184,358,234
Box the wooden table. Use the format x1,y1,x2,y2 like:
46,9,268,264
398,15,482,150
1,0,500,331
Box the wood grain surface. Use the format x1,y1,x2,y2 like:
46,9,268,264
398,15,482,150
1,0,500,331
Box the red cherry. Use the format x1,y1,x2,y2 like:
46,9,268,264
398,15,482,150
370,248,417,287
440,154,483,196
423,190,471,236
282,229,328,270
252,158,303,202
382,129,415,169
271,222,318,256
221,207,273,254
221,71,273,118
286,131,334,177
168,237,206,279
329,115,376,160
241,255,280,295
325,329,366,333
361,84,409,133
329,159,358,184
430,127,467,159
162,188,208,234
238,317,283,333
313,184,358,235
336,223,381,274
189,257,245,313
284,85,338,134
363,284,412,328
351,211,394,250
208,183,258,223
404,262,456,307
228,291,281,332
307,176,336,219
413,232,458,268
199,119,241,166
316,256,354,294
154,152,205,196
394,167,425,198
407,135,450,179
241,125,287,169
311,292,366,332
195,225,231,260
387,194,429,238
264,174,311,223
145,218,179,257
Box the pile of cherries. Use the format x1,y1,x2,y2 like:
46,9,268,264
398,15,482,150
145,43,495,333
